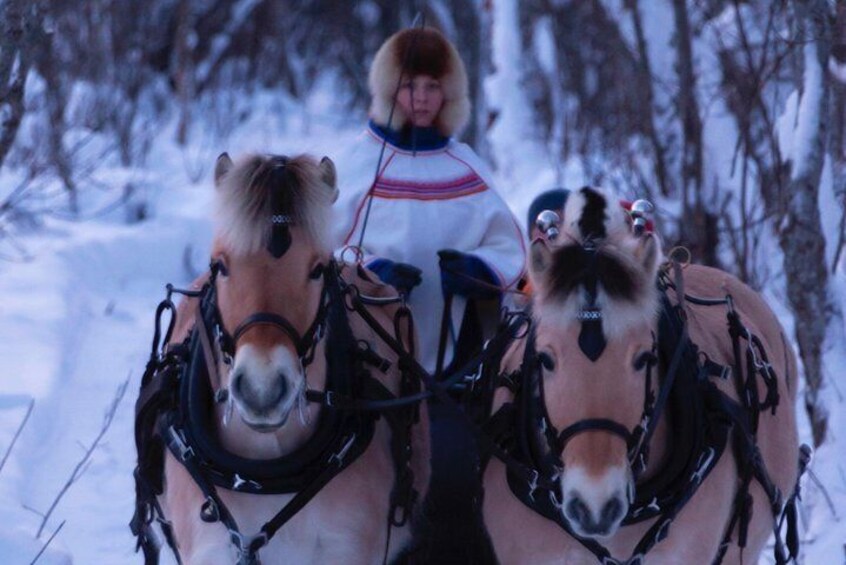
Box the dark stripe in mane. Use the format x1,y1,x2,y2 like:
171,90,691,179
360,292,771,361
578,187,607,241
547,244,643,303
216,153,333,255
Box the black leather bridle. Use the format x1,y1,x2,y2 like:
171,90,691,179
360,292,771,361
530,327,660,482
208,258,330,371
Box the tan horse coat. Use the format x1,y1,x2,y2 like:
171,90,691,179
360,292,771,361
483,264,798,564
160,263,430,564
153,150,430,564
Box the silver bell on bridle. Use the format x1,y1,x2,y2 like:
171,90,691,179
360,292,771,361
536,209,561,241
629,199,654,237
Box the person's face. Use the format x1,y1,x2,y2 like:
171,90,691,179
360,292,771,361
395,74,444,128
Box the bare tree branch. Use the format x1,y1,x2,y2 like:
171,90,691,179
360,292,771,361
194,0,263,93
35,376,129,538
0,398,34,476
29,520,65,565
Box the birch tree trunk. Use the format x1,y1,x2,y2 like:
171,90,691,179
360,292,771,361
783,0,839,446
830,2,846,271
626,0,670,198
0,0,36,170
35,18,78,213
672,0,719,266
174,0,197,146
448,0,489,154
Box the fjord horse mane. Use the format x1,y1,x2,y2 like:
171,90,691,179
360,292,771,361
483,185,799,565
214,154,335,256
530,186,662,338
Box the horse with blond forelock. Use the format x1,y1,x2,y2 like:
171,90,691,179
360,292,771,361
482,187,800,564
132,153,429,564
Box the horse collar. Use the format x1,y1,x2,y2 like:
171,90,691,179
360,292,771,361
175,264,377,496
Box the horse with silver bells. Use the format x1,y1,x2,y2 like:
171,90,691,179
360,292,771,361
482,186,807,564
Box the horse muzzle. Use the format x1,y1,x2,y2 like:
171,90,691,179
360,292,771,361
228,344,302,431
560,465,631,539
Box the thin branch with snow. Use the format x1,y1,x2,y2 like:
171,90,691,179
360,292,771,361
0,397,34,476
29,520,65,565
34,376,129,539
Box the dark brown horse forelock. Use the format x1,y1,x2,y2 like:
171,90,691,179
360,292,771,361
577,187,608,241
546,244,642,303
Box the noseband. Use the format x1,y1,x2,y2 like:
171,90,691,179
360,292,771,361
208,259,329,371
531,330,658,479
535,240,660,477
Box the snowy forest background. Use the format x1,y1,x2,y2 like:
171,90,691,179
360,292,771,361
0,0,844,563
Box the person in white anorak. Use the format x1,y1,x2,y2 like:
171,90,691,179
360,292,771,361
332,26,526,375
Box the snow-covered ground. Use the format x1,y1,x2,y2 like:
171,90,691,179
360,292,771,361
0,92,843,564
1,6,844,564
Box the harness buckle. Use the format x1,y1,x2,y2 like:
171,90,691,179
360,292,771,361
744,329,768,371
200,497,220,523
527,469,539,502
463,363,483,390
329,433,357,468
691,447,716,486
232,473,262,491
324,390,335,408
214,324,233,365
230,530,268,564
654,518,672,543
166,426,194,462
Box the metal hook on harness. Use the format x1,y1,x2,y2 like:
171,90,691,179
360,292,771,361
230,530,268,565
151,296,177,360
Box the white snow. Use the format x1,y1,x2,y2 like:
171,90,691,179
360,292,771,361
0,3,844,564
829,57,846,85
790,36,825,182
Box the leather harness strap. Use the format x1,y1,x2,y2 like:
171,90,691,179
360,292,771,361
482,262,807,565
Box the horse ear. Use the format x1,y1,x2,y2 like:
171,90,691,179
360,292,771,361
319,156,339,203
634,232,660,274
215,153,233,186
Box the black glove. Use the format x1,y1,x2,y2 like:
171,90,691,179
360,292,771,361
367,258,423,297
437,249,500,300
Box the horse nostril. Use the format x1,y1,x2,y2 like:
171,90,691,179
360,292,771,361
598,497,624,530
272,374,289,404
565,496,591,528
232,372,244,397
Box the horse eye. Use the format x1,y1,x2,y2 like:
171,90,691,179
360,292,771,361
214,259,229,278
308,263,324,280
538,352,555,372
633,352,656,371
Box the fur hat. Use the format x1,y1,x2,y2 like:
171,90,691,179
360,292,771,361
368,27,470,137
